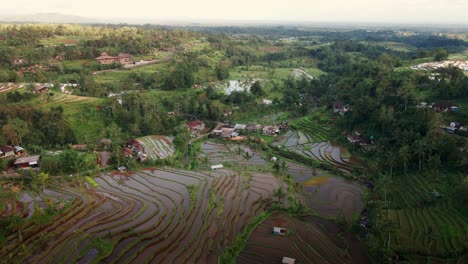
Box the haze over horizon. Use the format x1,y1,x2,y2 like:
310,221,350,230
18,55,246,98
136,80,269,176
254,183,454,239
1,0,468,25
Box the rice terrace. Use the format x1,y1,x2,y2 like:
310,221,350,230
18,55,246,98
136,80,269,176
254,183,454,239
0,7,468,264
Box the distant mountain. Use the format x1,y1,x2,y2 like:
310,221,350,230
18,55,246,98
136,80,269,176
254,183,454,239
0,12,98,24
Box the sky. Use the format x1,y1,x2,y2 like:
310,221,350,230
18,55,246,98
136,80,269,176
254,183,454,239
2,0,468,24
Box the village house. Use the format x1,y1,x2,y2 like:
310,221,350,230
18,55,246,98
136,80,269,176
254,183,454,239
234,124,247,131
33,84,52,94
123,147,133,157
14,155,40,169
211,164,224,170
282,257,296,264
0,146,16,159
96,52,133,65
246,124,262,132
221,127,236,138
13,58,26,65
71,144,87,151
117,166,127,173
123,139,148,162
333,101,350,116
14,146,25,156
262,125,280,136
431,103,459,112
445,122,465,134
187,120,206,132
346,130,365,144
137,152,148,162
17,65,50,75
273,227,287,236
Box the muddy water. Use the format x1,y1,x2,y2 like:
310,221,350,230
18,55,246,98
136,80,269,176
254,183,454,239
238,212,370,264
201,141,365,222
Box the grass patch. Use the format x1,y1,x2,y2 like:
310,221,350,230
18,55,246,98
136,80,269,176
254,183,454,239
218,211,271,264
94,62,170,84
85,176,99,187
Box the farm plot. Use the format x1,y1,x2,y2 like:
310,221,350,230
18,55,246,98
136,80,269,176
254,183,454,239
386,204,468,258
302,175,364,222
0,83,24,93
383,175,468,259
238,212,369,264
201,141,365,222
38,93,105,143
137,135,175,160
200,141,272,171
273,116,358,173
0,167,286,263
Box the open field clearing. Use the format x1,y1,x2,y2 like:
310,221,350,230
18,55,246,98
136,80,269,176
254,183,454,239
238,212,369,264
94,61,171,84
229,65,325,81
0,167,286,263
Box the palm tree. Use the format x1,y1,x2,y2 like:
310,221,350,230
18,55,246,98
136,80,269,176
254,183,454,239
37,172,49,192
385,152,397,177
243,151,252,171
273,162,280,174
273,187,286,203
398,145,411,176
414,139,426,171
280,160,288,176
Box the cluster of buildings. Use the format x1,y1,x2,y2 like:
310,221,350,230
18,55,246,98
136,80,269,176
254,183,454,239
186,120,206,133
345,130,375,148
333,101,350,116
444,121,466,135
209,122,288,140
416,102,460,112
0,145,24,159
0,145,41,171
16,65,50,75
96,52,133,65
123,139,148,162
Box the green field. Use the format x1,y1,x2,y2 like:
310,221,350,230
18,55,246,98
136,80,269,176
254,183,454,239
37,93,105,143
385,174,468,259
229,65,325,81
368,41,415,52
39,35,99,46
94,62,171,84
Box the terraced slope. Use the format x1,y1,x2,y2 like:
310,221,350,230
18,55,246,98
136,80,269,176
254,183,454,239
238,212,369,264
201,141,364,222
273,116,357,173
137,135,175,160
384,175,468,259
0,83,24,93
0,168,286,263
